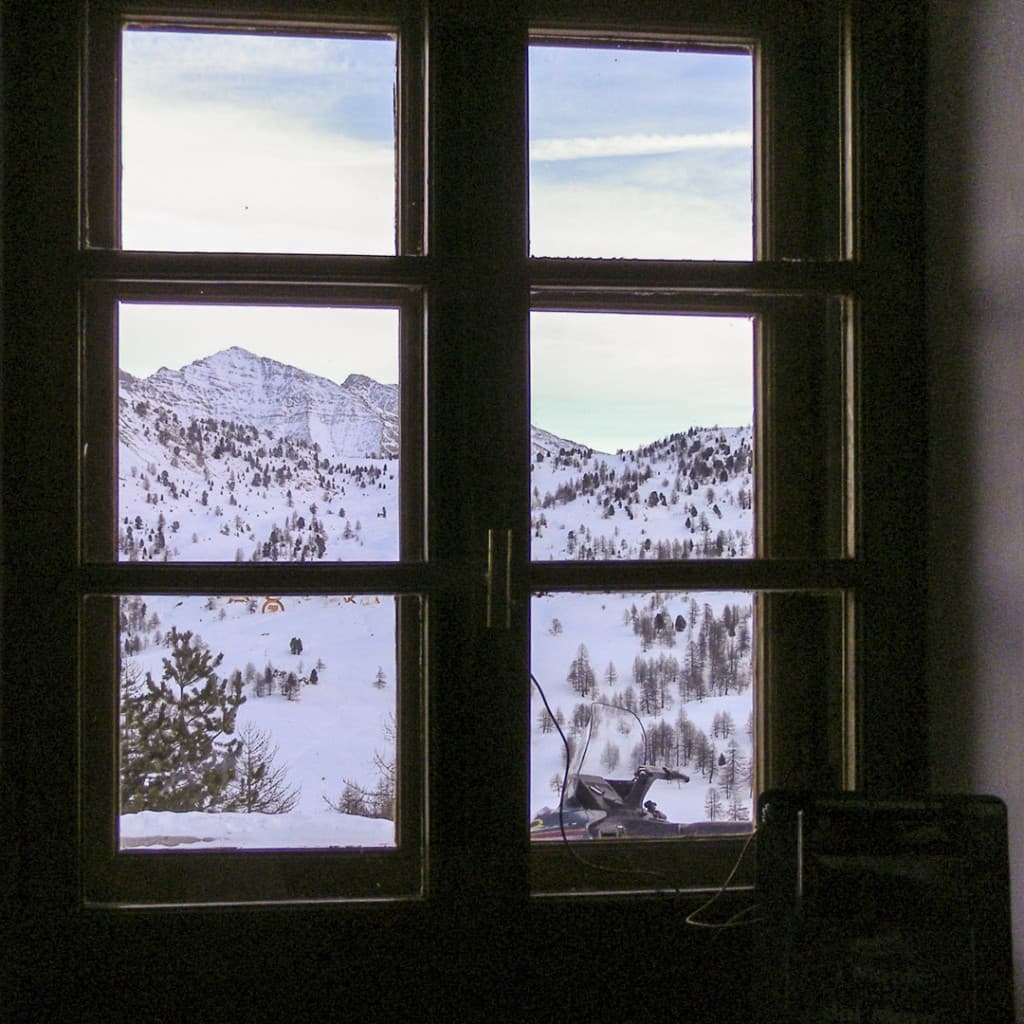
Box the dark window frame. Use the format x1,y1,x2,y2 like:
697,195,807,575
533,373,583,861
1,0,927,919
79,0,431,905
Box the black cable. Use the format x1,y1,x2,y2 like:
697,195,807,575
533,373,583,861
531,670,680,887
531,669,767,919
530,669,572,847
589,697,647,764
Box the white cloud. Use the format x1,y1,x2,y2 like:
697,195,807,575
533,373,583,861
123,29,392,91
529,179,751,261
121,96,395,254
530,130,751,163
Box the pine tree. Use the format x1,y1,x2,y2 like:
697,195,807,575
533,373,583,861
282,672,300,701
727,794,749,822
600,740,620,773
567,644,595,696
256,663,274,697
120,627,245,812
570,702,593,736
119,661,147,787
223,722,300,814
325,714,395,820
705,786,722,820
329,781,368,816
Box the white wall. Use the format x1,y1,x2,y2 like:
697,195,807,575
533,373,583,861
926,1,1024,1015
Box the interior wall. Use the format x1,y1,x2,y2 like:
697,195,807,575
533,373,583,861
925,1,1024,1013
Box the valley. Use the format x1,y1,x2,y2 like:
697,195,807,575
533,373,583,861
115,347,755,849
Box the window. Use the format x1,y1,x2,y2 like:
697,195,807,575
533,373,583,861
80,4,427,904
4,0,926,922
524,9,863,895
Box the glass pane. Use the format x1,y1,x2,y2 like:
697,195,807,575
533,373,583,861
118,594,398,850
121,29,396,254
530,312,753,561
531,591,755,841
529,44,753,259
117,303,399,562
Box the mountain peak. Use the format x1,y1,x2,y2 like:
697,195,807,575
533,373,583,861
190,346,291,375
121,346,399,458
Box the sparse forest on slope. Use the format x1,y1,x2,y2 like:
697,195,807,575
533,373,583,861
118,349,400,562
530,427,752,560
118,347,752,565
115,348,755,846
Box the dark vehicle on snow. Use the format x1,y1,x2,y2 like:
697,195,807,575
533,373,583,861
530,764,744,841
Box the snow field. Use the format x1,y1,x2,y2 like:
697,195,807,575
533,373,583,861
119,593,398,849
114,350,756,850
530,591,754,830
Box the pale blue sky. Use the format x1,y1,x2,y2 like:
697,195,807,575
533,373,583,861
529,44,752,260
530,312,752,453
119,29,754,448
119,303,400,387
120,29,397,254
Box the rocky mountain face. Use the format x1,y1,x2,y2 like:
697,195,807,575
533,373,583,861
116,346,753,564
120,346,399,460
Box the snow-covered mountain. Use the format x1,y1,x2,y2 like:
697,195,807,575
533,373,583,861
118,348,402,561
115,346,756,848
121,346,399,460
116,345,753,564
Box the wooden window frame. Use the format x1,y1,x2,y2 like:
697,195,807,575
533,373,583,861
78,0,431,905
1,0,927,917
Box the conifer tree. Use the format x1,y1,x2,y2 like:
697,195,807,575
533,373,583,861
120,627,245,812
727,794,749,822
567,644,595,696
600,739,620,773
705,786,722,821
223,722,300,814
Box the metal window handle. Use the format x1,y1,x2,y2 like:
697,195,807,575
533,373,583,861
485,528,512,630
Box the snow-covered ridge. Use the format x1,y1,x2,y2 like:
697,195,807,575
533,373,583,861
117,345,753,564
122,346,399,460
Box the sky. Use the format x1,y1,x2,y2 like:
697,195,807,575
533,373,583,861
529,44,752,260
119,28,753,449
531,312,751,452
119,303,400,386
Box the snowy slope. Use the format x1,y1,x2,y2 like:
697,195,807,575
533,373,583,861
122,347,398,458
530,426,753,561
530,591,754,830
120,593,398,849
115,346,755,849
118,350,400,562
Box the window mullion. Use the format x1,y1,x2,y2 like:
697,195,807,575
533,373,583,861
759,6,845,260
425,0,531,900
